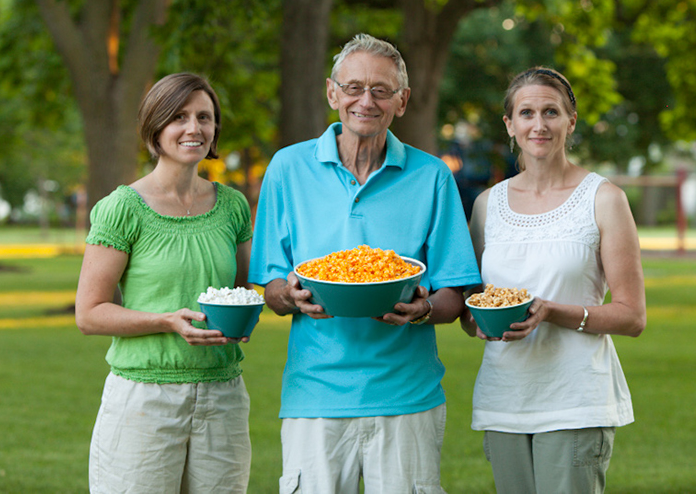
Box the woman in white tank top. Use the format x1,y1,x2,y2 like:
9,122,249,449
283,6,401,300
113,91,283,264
462,67,646,494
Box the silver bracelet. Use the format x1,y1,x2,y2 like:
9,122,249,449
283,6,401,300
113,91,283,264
577,306,589,332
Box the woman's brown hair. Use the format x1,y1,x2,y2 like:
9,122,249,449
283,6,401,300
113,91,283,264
138,73,221,160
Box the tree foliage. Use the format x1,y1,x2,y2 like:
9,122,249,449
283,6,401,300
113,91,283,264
630,0,696,142
0,1,84,210
439,0,684,172
154,0,281,155
1,0,695,222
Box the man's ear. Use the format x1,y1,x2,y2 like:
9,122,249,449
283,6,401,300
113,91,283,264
327,78,339,110
394,87,411,118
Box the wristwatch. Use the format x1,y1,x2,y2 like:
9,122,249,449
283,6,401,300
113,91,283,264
410,299,433,325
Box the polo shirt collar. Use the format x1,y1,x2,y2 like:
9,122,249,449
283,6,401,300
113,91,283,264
315,122,406,170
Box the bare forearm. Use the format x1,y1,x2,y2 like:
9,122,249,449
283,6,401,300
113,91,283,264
75,302,174,337
428,287,465,325
545,300,645,337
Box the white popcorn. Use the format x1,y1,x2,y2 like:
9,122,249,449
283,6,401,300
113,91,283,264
198,286,265,305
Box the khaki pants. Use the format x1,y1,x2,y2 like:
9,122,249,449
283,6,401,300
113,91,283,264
89,373,251,494
484,428,615,494
279,404,447,494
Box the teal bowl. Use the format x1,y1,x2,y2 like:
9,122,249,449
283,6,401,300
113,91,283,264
465,296,534,338
294,257,426,318
198,302,264,338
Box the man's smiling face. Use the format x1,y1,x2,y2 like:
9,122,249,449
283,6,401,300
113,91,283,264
327,51,409,141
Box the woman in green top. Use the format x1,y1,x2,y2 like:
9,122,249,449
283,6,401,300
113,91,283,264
76,73,254,493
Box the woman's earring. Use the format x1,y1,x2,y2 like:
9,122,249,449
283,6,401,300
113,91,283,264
509,137,515,153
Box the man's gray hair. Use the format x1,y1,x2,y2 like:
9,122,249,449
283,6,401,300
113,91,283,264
331,33,409,89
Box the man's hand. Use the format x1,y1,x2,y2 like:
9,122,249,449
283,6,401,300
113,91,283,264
377,286,430,326
264,273,332,319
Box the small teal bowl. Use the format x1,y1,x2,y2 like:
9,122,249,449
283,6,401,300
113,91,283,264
294,257,426,318
465,296,534,338
198,302,264,338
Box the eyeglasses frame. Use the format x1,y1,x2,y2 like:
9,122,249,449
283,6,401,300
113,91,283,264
331,79,402,100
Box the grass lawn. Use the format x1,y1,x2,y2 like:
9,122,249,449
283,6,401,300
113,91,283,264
1,252,695,492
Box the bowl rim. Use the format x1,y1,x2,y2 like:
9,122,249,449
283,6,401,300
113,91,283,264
294,255,426,286
198,300,265,307
465,295,534,311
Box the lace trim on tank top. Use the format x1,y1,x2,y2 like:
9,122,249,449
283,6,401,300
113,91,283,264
486,172,607,248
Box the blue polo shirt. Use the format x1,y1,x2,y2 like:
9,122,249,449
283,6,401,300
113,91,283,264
249,123,481,418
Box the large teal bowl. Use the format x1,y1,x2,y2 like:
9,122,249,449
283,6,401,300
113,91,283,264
294,257,426,318
198,302,264,338
465,296,534,338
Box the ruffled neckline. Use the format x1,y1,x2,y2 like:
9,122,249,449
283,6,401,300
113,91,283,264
120,182,220,222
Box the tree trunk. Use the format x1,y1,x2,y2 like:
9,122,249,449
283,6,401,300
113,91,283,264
392,0,501,155
36,0,169,212
279,0,334,148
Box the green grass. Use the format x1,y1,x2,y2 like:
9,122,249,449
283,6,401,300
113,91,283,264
636,226,696,238
0,226,87,245
1,253,695,492
0,256,82,293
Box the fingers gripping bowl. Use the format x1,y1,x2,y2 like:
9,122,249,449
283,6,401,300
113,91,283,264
197,287,265,338
294,246,426,318
465,284,534,338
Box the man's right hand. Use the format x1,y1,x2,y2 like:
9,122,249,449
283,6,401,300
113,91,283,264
264,274,332,319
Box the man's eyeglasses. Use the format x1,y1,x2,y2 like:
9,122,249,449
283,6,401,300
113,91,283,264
332,80,401,100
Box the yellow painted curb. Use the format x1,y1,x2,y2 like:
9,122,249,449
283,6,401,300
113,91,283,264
0,291,76,306
0,306,288,331
0,244,85,259
0,314,76,330
1,238,694,260
639,237,696,250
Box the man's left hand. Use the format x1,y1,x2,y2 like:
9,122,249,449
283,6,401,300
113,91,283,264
376,286,430,326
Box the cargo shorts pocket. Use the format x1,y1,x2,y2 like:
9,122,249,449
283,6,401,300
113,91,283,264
413,481,447,493
482,431,492,462
573,427,615,467
279,469,301,494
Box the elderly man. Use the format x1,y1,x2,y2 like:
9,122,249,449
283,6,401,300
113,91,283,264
249,33,481,493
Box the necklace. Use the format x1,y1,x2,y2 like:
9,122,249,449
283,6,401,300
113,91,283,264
154,174,197,216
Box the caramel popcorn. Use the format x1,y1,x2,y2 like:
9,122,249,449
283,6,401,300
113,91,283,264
468,284,530,308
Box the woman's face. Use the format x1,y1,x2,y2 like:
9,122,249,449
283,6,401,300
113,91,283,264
158,90,215,166
503,84,576,162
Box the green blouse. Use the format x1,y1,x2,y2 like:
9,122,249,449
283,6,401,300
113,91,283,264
86,183,253,384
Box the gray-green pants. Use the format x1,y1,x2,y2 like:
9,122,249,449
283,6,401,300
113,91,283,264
484,428,615,494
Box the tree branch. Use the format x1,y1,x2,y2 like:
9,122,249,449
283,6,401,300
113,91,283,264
35,0,88,79
83,0,116,55
119,0,169,106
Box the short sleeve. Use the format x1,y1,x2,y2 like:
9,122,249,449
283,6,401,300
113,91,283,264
231,188,253,245
426,168,481,291
248,157,294,285
85,187,139,254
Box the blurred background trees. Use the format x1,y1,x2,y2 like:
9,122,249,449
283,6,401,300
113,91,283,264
1,0,694,227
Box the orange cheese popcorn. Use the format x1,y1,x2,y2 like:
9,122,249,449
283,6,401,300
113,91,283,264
297,245,420,283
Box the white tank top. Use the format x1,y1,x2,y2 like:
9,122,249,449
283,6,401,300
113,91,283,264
471,172,634,433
